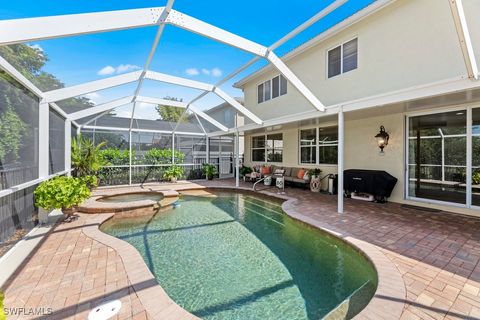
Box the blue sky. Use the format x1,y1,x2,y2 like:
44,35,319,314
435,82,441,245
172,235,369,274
1,0,374,120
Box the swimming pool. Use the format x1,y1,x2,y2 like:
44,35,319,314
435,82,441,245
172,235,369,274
101,190,377,319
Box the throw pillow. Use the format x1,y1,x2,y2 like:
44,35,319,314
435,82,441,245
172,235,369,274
297,169,305,179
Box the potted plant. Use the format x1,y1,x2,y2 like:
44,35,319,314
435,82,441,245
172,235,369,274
307,168,322,192
163,165,184,182
240,165,253,177
71,135,107,177
202,163,218,180
34,176,91,222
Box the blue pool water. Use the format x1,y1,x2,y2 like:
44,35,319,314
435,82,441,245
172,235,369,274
101,191,377,319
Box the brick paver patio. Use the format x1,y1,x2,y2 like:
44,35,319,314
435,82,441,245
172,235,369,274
2,179,480,319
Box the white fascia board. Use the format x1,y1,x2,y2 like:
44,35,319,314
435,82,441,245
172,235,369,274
145,70,214,91
0,56,44,97
165,9,268,57
448,0,479,80
211,75,480,136
267,51,325,112
213,87,263,125
136,96,187,108
43,71,142,103
0,7,165,45
189,105,228,132
68,96,134,120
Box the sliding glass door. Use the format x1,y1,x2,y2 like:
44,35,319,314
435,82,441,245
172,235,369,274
472,108,480,207
408,110,467,205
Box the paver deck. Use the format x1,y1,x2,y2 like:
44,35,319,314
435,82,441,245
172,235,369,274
2,179,480,319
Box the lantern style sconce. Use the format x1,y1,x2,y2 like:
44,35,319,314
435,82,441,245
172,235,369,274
374,125,389,154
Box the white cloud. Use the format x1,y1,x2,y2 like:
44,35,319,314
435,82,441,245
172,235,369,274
211,67,222,77
83,92,101,103
185,68,200,76
116,64,141,73
29,44,44,52
97,64,141,76
198,67,223,77
97,65,116,76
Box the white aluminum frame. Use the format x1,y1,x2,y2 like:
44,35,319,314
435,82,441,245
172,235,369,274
448,0,479,80
404,105,478,209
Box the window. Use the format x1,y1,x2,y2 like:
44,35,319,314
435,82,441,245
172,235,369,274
328,38,358,78
251,134,283,162
257,75,287,104
299,126,338,165
318,127,338,164
252,136,265,162
267,134,283,162
300,129,316,164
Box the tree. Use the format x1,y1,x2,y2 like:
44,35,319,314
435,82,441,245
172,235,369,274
0,99,27,163
0,44,95,111
155,96,187,122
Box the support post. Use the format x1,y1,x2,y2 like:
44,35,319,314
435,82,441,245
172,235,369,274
39,100,49,179
337,107,344,213
206,137,210,164
65,119,71,176
235,131,240,188
172,133,175,164
129,130,132,185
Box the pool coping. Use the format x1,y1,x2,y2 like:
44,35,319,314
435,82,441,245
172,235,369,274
81,186,406,320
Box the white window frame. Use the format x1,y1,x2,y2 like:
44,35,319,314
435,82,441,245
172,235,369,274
326,36,358,79
257,74,288,104
299,125,339,166
251,133,283,164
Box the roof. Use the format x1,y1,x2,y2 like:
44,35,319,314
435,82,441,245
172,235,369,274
234,0,396,88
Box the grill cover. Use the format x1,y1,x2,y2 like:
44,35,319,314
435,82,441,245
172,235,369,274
344,169,397,198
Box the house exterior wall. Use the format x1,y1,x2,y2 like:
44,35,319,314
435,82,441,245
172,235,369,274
243,103,480,218
240,0,478,122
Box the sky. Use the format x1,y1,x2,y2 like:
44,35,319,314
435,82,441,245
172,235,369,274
0,0,375,121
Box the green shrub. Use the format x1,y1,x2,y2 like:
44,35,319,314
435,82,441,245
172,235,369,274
473,170,480,185
99,148,132,165
144,148,185,164
163,165,184,181
34,176,90,211
71,135,107,177
240,166,252,177
307,168,322,177
202,163,218,180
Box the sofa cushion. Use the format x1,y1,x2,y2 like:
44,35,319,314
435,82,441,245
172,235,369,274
284,176,294,182
284,167,292,177
293,178,308,184
291,167,300,178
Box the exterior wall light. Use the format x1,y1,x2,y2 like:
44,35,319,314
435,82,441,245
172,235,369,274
375,125,389,154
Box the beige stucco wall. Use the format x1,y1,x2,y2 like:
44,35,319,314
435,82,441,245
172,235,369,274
240,0,476,122
243,106,480,218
